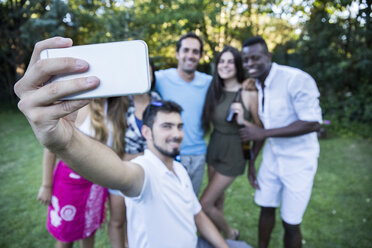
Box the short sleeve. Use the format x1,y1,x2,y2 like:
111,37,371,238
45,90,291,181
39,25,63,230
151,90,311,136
192,193,202,215
154,70,164,93
288,72,323,123
125,159,149,201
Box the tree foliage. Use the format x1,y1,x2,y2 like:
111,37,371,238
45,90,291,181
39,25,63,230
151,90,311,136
1,0,370,136
273,0,371,136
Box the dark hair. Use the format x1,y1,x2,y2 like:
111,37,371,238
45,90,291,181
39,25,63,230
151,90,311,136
143,100,183,129
242,36,269,53
176,32,203,54
202,46,245,133
149,57,156,91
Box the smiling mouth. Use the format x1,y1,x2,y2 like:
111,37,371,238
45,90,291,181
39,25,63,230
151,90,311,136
249,69,257,74
166,138,182,144
185,61,196,66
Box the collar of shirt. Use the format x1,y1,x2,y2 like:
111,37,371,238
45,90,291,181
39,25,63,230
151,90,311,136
255,62,278,90
143,149,178,177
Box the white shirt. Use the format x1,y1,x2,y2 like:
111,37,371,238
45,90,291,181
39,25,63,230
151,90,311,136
125,149,202,248
256,63,322,174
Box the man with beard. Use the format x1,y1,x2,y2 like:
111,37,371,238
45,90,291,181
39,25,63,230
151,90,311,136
240,36,322,248
155,32,212,196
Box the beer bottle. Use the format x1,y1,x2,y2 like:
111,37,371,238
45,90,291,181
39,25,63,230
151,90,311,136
226,88,251,160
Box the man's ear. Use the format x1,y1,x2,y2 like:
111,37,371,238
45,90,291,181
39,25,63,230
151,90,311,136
267,52,272,61
141,125,152,141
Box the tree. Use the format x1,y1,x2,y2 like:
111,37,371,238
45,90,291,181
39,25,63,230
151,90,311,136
273,0,372,136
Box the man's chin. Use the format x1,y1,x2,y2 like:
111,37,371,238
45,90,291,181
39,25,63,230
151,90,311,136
169,148,180,158
155,144,180,158
182,67,196,74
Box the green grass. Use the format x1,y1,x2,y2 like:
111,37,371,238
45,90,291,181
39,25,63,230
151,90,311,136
1,108,371,247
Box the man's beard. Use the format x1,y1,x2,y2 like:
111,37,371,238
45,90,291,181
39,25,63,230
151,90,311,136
181,60,197,74
153,137,181,158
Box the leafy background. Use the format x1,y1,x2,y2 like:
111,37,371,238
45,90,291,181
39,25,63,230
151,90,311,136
1,0,371,136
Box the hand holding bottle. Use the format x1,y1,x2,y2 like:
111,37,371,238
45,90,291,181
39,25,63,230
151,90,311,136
230,102,245,125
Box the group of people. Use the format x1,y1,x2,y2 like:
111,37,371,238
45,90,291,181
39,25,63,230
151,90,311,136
15,32,322,248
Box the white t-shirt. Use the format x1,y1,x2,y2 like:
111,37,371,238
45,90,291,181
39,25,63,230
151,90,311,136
255,63,323,175
125,149,202,248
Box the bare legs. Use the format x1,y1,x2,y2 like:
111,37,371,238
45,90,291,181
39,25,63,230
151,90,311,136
200,166,237,239
108,193,128,248
55,234,94,248
283,221,302,248
56,241,73,248
258,207,276,248
258,207,302,248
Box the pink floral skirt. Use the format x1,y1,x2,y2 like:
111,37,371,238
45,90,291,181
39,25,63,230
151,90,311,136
46,160,108,242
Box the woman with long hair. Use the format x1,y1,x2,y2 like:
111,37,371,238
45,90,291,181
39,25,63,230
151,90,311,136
200,46,262,239
106,58,161,248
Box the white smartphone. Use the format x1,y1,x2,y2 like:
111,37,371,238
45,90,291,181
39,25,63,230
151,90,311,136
40,40,151,99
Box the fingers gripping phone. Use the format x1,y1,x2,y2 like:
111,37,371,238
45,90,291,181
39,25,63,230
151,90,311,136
40,40,151,99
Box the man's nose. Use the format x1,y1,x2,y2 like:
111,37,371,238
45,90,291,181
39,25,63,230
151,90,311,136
172,127,183,138
186,51,197,58
247,59,254,67
246,59,253,66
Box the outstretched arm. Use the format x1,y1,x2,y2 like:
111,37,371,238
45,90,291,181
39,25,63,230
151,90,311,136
14,37,144,197
195,211,229,248
59,129,144,197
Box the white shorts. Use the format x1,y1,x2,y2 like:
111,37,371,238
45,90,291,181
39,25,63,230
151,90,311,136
254,154,317,225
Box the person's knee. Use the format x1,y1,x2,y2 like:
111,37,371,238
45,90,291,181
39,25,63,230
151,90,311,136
282,220,301,235
109,216,125,229
261,206,276,217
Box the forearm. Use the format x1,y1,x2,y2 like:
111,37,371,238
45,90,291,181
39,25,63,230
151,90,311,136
53,128,143,196
251,139,265,161
264,120,321,138
195,211,228,248
41,149,57,187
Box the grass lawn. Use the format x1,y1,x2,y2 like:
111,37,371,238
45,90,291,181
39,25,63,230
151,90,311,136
1,107,371,248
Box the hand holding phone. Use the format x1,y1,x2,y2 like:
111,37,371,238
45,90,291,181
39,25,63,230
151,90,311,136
40,40,151,99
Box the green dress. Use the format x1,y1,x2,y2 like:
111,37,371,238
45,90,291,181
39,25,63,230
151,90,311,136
206,90,251,177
